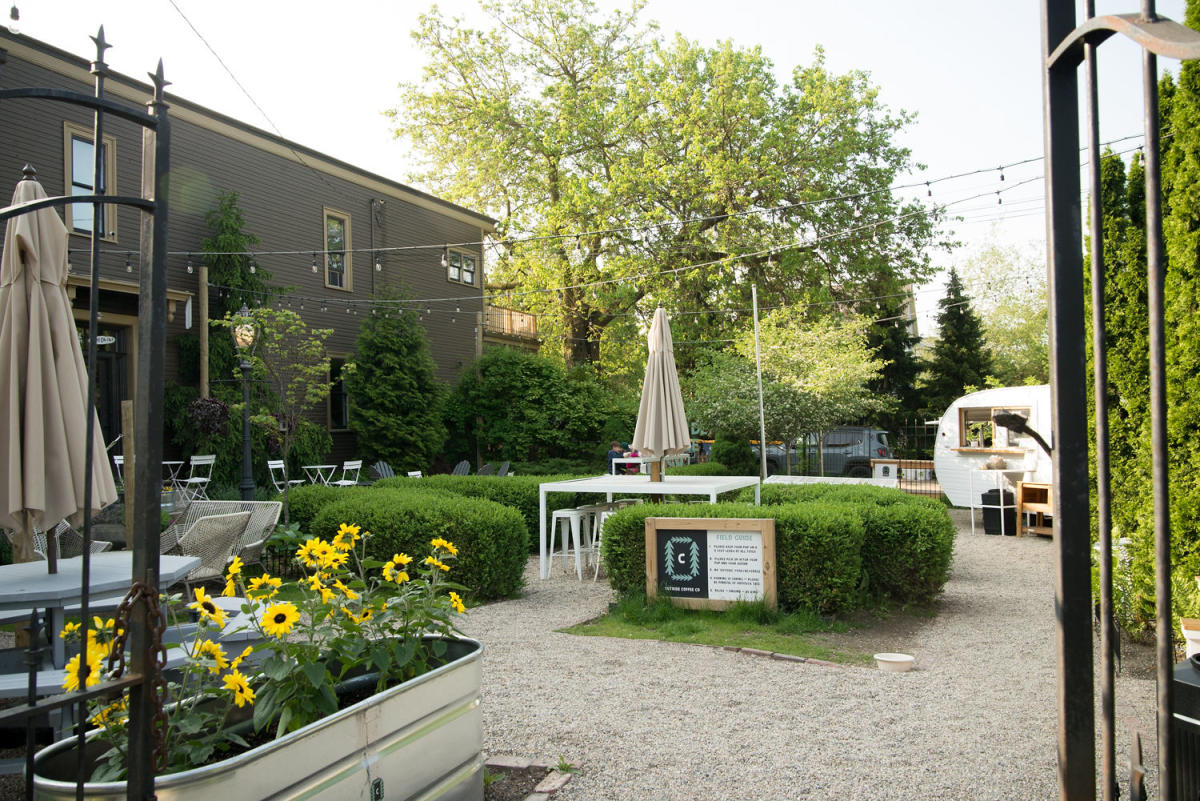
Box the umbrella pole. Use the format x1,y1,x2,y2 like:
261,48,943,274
650,460,662,482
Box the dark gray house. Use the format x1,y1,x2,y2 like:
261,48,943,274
0,28,497,462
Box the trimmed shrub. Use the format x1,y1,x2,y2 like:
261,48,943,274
738,483,920,507
311,487,526,600
855,498,955,604
279,485,372,534
669,461,731,476
601,502,865,613
377,474,590,551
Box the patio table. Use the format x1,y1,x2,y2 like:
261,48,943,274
537,474,761,580
0,552,200,668
303,464,338,485
162,460,185,487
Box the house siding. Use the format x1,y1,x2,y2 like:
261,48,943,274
0,31,492,464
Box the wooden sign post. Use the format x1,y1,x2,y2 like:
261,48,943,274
645,517,776,611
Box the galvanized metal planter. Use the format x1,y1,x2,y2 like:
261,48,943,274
33,637,483,801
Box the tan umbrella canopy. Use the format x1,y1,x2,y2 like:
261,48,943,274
631,307,690,482
0,167,118,563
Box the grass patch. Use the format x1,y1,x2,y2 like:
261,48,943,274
562,594,874,665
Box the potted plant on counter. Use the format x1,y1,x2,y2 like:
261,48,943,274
34,524,484,801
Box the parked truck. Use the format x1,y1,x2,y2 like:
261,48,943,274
752,426,893,477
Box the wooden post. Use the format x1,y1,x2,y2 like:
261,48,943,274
121,400,135,548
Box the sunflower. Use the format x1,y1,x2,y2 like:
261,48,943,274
448,591,466,614
89,698,128,727
391,552,413,567
260,602,300,638
431,537,458,556
222,669,255,708
221,578,237,597
63,646,103,692
332,579,358,600
424,556,450,572
196,639,230,673
324,549,349,569
340,605,373,624
296,538,333,568
226,556,244,577
188,588,228,628
59,621,81,639
230,645,253,671
248,574,282,599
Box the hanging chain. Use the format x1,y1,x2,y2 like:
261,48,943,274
107,581,169,772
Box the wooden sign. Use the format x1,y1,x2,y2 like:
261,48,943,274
645,517,776,611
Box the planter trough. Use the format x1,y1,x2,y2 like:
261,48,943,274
33,637,484,801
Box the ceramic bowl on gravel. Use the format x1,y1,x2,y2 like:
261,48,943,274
874,653,915,672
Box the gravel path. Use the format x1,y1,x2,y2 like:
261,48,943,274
459,510,1160,801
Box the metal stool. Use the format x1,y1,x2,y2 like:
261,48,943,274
549,508,588,579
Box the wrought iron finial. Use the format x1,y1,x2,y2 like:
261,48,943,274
90,25,110,76
149,58,170,101
20,163,35,180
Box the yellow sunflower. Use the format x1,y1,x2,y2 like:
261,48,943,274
196,639,229,673
230,645,253,671
188,588,228,628
296,538,333,568
63,646,103,692
221,578,237,597
448,591,466,614
222,669,255,708
59,621,81,639
89,698,128,727
227,556,244,576
424,556,450,572
340,605,374,624
431,537,459,556
248,574,282,599
260,602,300,638
332,579,358,600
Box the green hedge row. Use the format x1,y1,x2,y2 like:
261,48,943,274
667,461,732,476
602,488,954,613
309,487,527,601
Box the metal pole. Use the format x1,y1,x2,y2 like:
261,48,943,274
1041,1,1096,797
1082,3,1117,797
240,357,254,500
752,284,767,480
1140,1,1174,793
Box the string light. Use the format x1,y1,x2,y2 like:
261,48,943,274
186,254,193,274
375,255,382,272
440,245,448,269
249,258,256,274
125,253,132,273
311,253,318,274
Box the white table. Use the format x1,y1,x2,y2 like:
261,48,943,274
611,456,652,474
0,553,200,668
537,474,761,579
968,468,1028,535
303,464,338,485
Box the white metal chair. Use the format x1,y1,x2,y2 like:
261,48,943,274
330,459,362,488
111,454,125,492
407,470,423,478
267,460,304,494
178,454,216,502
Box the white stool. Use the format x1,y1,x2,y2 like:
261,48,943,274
591,509,618,581
549,508,588,578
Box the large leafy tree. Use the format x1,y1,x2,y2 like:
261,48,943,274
918,267,991,418
960,240,1049,386
391,0,939,373
344,297,447,474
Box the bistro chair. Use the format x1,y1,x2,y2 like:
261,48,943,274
548,507,590,579
267,460,304,494
178,454,216,502
330,460,363,488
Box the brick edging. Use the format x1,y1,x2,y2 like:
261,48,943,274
485,756,577,800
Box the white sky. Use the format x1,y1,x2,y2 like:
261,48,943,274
10,0,1189,333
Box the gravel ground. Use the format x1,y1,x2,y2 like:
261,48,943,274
459,510,1160,801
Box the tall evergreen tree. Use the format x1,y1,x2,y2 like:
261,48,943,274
918,267,991,418
343,295,447,473
867,297,922,437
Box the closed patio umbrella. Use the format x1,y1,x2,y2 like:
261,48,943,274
0,166,118,564
631,307,690,482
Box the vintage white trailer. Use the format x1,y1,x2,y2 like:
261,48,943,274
933,384,1053,508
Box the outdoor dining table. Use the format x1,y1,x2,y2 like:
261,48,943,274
303,464,338,485
537,474,761,580
0,552,200,668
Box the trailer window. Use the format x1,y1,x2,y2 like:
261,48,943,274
958,406,1031,449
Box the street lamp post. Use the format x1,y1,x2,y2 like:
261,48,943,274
233,304,257,501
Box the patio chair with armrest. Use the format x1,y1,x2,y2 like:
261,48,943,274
451,460,471,476
4,520,113,561
371,461,396,481
166,511,252,594
161,500,281,568
330,459,363,488
267,460,304,494
178,454,216,502
496,461,510,477
477,463,496,476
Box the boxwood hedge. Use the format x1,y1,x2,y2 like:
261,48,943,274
309,487,527,600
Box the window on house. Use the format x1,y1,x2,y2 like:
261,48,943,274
330,358,349,430
447,250,476,286
64,122,117,238
324,209,351,290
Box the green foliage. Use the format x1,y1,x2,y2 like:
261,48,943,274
280,485,374,534
310,488,527,600
866,297,923,433
393,0,937,370
444,348,612,463
918,267,992,417
711,433,758,476
601,502,865,613
344,297,447,473
668,461,731,476
960,240,1049,386
510,458,601,475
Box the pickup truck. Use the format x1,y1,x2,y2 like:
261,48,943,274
752,427,893,477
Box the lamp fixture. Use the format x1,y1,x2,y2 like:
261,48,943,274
311,253,318,273
186,254,193,274
233,303,256,350
441,245,448,269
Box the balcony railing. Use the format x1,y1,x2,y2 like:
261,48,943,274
484,306,538,339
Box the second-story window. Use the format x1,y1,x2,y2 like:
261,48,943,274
64,121,117,239
447,250,476,286
324,208,352,290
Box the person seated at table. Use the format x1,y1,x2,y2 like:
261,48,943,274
623,446,640,474
606,441,624,472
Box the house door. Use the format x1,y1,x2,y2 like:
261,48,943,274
77,322,129,448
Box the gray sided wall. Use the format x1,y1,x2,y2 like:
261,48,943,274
0,38,488,463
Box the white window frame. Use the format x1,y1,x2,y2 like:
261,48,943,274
63,121,118,240
958,405,1032,450
447,249,477,286
324,207,352,291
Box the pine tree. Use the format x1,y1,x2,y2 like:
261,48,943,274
918,267,991,418
867,297,922,436
343,295,447,473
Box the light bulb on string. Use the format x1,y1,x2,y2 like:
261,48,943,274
311,253,318,273
925,182,931,198
186,254,193,274
249,258,256,274
997,192,1002,205
321,303,327,312
999,166,1005,181
125,253,132,273
440,245,448,269
375,255,382,272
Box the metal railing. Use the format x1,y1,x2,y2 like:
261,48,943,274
483,305,538,339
